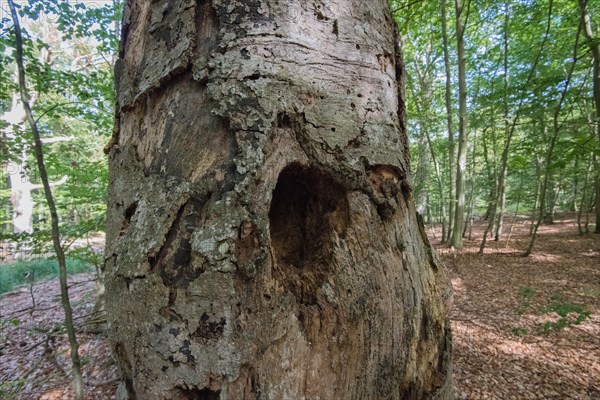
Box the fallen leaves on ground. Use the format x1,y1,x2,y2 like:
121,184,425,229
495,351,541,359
433,213,600,400
0,274,118,399
0,213,598,399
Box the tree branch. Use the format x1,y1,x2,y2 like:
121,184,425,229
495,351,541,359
7,1,84,398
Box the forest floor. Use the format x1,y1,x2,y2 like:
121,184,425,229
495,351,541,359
0,213,598,399
432,212,600,400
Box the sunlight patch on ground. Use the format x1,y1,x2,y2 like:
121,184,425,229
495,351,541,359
528,253,564,263
451,277,467,294
40,388,65,400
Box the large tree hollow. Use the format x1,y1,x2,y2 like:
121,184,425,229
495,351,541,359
175,387,220,400
269,164,349,304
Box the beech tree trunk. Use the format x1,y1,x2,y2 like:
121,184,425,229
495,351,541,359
414,133,430,216
440,0,455,239
105,1,453,399
450,0,468,248
578,0,600,233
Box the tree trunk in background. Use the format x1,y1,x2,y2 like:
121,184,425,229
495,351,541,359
578,0,600,233
415,133,431,216
451,0,469,248
8,164,34,234
2,55,66,235
425,130,448,242
412,46,447,240
481,129,497,223
441,0,455,238
105,1,453,399
572,152,580,212
494,1,510,241
525,15,578,256
577,153,594,234
3,95,36,234
465,133,476,240
542,177,557,224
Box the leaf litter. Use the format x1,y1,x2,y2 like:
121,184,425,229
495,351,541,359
0,212,598,399
433,213,600,399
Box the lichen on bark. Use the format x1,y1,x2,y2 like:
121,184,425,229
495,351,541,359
105,1,453,399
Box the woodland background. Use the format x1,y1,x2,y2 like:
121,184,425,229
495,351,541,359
0,0,599,399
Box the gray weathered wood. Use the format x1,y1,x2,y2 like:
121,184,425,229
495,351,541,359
105,1,453,398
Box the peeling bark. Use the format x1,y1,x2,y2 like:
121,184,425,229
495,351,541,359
105,1,453,399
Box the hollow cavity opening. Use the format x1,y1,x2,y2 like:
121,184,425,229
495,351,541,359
268,163,349,304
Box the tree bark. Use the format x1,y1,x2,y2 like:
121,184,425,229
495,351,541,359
440,0,455,238
450,0,469,248
415,133,431,216
105,1,453,399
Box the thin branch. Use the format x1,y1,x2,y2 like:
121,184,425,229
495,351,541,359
7,2,84,398
35,100,111,125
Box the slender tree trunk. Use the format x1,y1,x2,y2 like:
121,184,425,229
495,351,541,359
451,0,469,248
465,133,476,240
578,0,600,233
425,128,448,243
577,153,593,234
530,157,543,236
495,1,510,242
105,1,453,399
505,175,523,246
525,17,580,256
481,129,497,224
441,0,455,238
480,0,553,253
542,175,556,224
572,152,580,212
8,2,84,398
415,133,430,215
411,62,447,242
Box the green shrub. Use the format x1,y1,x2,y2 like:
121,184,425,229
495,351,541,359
517,286,536,315
0,378,26,400
536,297,591,335
0,258,93,294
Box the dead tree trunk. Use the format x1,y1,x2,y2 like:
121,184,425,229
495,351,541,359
105,1,453,399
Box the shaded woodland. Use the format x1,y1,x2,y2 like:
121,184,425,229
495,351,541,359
0,0,598,399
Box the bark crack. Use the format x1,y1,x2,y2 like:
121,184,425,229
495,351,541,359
124,62,194,112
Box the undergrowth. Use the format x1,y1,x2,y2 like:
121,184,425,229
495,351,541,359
513,288,591,336
0,258,92,294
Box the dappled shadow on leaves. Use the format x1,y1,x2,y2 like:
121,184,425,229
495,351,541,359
431,213,600,399
0,274,119,399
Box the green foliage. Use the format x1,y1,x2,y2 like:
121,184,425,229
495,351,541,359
1,0,121,245
0,377,26,400
512,326,528,337
0,257,93,294
513,289,591,336
390,0,600,228
579,288,600,298
536,295,591,335
517,286,536,315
